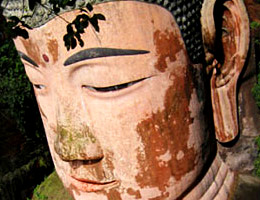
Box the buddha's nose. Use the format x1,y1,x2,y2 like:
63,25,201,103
53,97,103,161
54,124,103,161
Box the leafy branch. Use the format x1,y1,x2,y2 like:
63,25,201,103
0,15,30,41
63,4,105,50
0,0,105,50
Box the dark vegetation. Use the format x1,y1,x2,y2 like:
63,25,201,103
0,38,53,200
0,0,105,50
251,21,260,177
0,39,44,138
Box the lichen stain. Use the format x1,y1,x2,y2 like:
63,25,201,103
47,39,58,63
21,38,45,67
54,122,102,161
105,188,122,200
153,29,183,72
135,66,197,192
127,188,141,199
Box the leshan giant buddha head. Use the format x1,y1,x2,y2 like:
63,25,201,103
2,0,249,199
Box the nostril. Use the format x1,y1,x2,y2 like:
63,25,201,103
82,157,103,165
69,157,103,169
54,139,104,162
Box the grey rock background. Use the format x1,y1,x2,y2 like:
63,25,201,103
218,0,260,174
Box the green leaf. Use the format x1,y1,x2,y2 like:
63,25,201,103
20,21,33,30
250,21,260,29
14,27,29,39
86,3,93,12
95,13,106,21
71,37,77,49
67,0,77,6
89,15,99,32
66,24,74,34
75,32,84,47
60,0,69,8
80,15,89,28
74,16,85,33
9,16,20,26
53,4,60,13
80,8,89,14
63,33,72,50
29,0,37,10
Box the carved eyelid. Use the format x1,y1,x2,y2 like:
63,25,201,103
33,84,45,89
83,77,149,92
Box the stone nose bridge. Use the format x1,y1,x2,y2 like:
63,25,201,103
53,93,103,161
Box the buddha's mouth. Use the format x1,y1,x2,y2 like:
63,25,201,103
66,155,117,192
69,175,119,192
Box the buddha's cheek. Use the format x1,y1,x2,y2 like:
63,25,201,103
132,68,205,199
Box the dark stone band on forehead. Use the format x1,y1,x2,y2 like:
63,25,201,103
18,50,39,67
64,48,150,66
2,0,204,63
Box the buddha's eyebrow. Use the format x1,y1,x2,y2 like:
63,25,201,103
17,51,39,67
64,47,150,66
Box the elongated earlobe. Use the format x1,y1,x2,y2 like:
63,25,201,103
201,0,250,142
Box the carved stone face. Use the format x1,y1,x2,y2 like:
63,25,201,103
14,1,211,199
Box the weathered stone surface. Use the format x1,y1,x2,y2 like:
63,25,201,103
229,173,260,200
8,0,258,199
218,135,258,172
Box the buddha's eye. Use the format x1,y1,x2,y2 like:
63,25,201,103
83,77,148,92
33,84,45,90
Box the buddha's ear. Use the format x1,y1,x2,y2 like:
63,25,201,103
201,0,250,142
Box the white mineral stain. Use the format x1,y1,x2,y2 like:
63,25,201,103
187,89,203,149
157,149,172,162
139,187,162,199
176,150,184,160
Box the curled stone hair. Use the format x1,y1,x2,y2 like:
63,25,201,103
1,0,204,63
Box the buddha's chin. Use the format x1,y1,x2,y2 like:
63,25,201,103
68,175,120,192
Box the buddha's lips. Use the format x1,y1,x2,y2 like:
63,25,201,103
69,175,119,192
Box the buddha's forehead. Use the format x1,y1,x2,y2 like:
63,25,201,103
14,1,186,65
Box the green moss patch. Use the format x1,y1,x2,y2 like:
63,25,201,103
32,171,73,200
